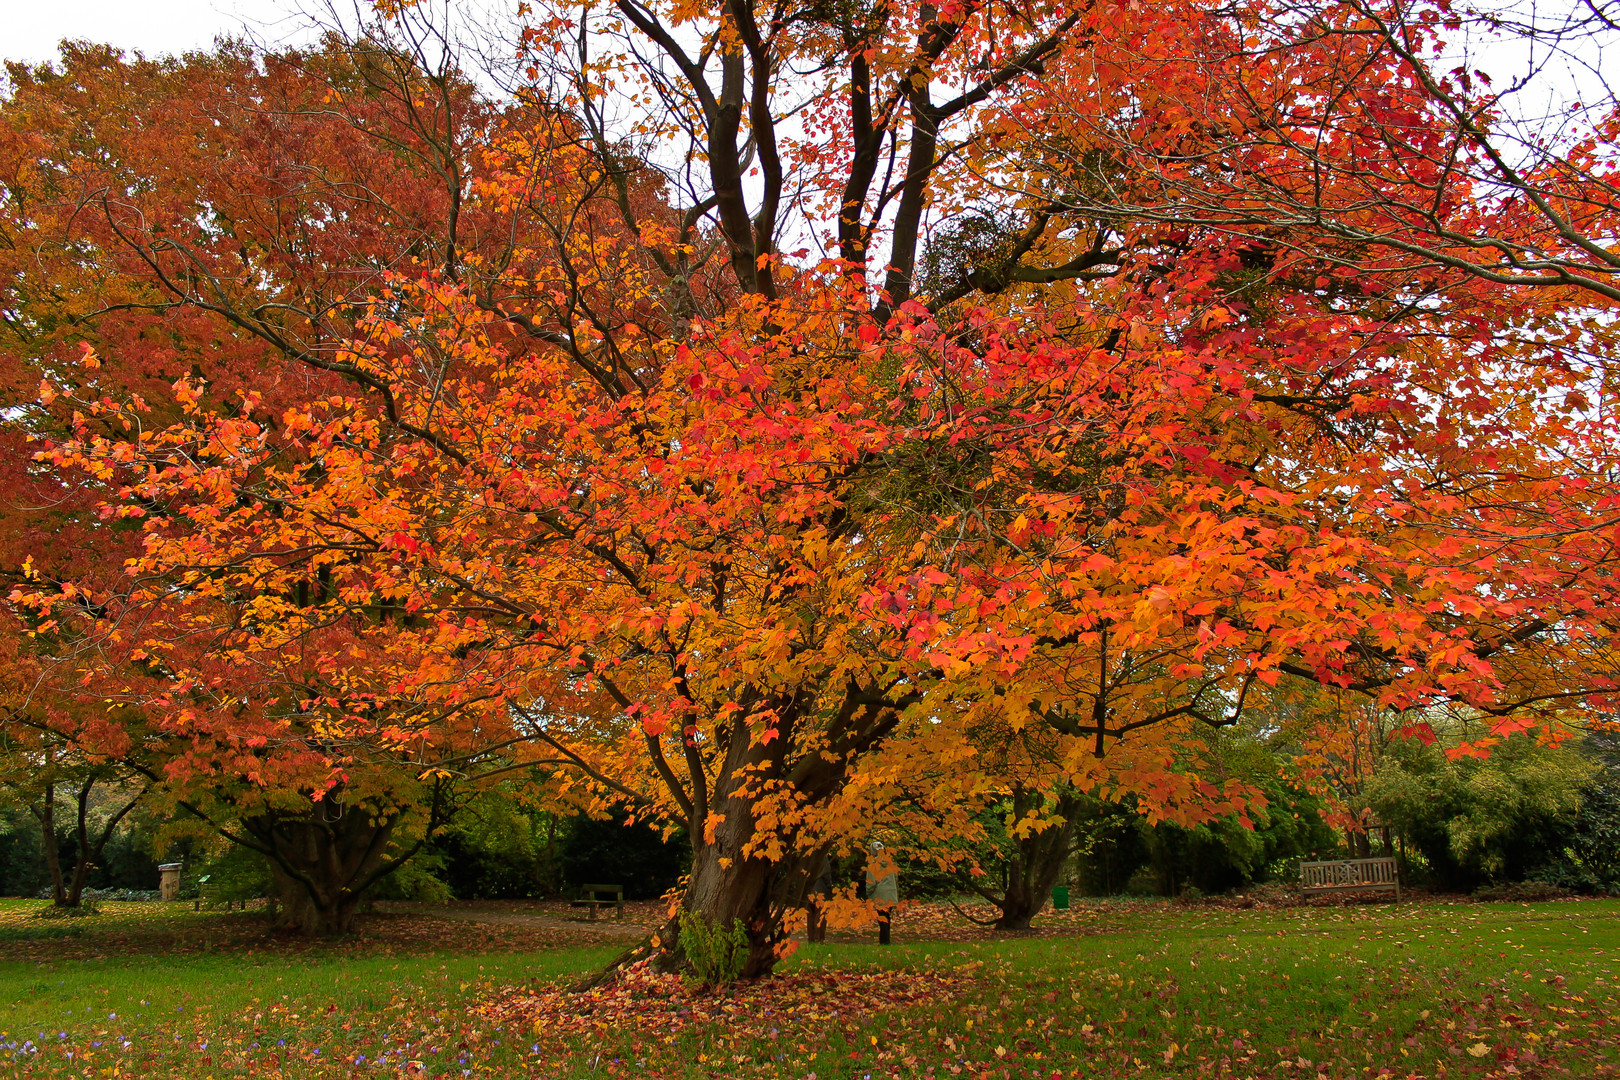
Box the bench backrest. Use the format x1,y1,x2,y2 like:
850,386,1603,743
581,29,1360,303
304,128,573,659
1301,857,1398,889
578,883,624,897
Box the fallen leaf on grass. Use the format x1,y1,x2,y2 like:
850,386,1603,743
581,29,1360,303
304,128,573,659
479,960,974,1043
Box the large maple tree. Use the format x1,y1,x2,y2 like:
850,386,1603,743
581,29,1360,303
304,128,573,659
14,0,1620,974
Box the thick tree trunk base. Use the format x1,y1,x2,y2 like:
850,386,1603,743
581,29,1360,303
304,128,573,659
580,841,817,989
985,788,1081,933
270,879,362,935
987,880,1054,932
249,809,398,937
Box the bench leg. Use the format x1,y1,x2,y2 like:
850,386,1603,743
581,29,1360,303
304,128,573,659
616,900,623,920
589,902,596,921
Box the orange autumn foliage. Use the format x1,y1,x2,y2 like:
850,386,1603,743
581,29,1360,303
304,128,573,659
9,0,1620,972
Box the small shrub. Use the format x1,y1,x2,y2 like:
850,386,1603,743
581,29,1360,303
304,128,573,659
32,900,102,919
1265,856,1305,885
0,923,85,942
1528,861,1618,896
1122,866,1163,897
80,888,161,902
368,854,454,905
191,844,274,904
676,909,750,988
1473,880,1570,903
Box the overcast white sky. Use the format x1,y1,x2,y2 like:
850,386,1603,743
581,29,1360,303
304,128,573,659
5,0,298,67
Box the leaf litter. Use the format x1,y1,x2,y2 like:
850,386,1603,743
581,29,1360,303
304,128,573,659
479,959,974,1041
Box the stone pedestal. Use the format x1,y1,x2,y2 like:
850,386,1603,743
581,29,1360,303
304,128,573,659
158,863,183,901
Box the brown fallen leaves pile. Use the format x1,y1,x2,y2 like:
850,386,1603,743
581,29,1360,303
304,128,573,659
478,959,973,1042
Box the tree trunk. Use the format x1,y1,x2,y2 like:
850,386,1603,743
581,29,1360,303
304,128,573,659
584,685,903,987
992,791,1080,931
65,847,93,906
632,708,828,983
64,779,96,907
654,763,819,981
30,776,142,908
32,783,68,906
268,860,366,934
246,803,400,935
586,832,820,989
543,813,559,898
669,841,787,978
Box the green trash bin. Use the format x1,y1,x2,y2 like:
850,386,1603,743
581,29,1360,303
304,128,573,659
1051,885,1070,910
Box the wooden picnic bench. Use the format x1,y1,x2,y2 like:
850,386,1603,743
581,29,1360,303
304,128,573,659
1300,857,1400,900
569,883,625,920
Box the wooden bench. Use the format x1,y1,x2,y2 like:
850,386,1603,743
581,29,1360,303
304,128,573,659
1301,857,1400,900
569,883,625,920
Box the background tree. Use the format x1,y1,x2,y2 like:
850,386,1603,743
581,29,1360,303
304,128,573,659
0,723,147,908
1546,729,1620,893
0,35,630,930
1365,719,1600,891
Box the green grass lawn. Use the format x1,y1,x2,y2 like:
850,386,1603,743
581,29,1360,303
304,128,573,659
1,897,1615,1078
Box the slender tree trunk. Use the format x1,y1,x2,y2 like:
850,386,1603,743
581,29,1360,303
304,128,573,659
65,859,94,906
31,783,68,906
64,779,96,907
543,813,559,899
31,777,145,908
